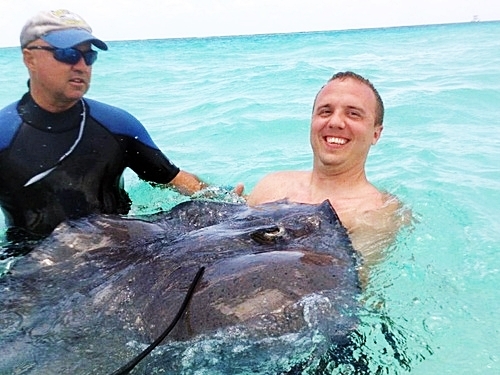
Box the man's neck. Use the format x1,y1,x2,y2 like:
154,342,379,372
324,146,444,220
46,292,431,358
29,89,79,113
310,163,369,194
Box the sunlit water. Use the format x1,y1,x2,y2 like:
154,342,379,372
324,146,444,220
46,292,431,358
1,21,499,374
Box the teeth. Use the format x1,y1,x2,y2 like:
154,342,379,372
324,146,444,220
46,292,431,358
326,137,347,145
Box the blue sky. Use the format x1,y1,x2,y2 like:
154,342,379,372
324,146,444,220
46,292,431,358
1,0,499,47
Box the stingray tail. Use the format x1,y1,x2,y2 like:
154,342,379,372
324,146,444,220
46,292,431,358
109,266,205,375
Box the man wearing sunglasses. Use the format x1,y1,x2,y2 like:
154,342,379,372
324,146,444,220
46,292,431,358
0,10,232,248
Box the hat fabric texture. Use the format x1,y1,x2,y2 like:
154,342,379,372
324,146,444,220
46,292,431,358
20,9,108,50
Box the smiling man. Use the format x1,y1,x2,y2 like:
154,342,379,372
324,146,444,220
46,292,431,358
247,71,406,260
0,10,213,246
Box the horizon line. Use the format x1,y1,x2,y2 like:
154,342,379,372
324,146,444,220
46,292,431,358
1,19,498,49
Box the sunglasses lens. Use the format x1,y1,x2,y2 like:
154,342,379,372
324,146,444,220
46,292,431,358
83,51,98,65
53,49,80,64
53,48,98,66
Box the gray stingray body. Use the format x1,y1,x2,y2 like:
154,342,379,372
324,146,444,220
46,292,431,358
0,200,361,374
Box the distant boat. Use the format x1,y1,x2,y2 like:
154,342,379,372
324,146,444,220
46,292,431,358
472,15,480,22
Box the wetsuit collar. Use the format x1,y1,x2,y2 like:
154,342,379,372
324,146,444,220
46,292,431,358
23,97,87,187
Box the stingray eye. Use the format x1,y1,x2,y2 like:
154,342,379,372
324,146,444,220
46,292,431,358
250,225,286,244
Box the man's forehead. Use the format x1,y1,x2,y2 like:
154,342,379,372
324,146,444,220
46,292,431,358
324,77,371,92
316,78,377,105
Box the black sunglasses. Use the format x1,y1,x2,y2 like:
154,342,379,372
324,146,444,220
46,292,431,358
26,46,98,66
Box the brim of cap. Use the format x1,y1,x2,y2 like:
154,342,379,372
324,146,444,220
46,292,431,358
41,29,108,50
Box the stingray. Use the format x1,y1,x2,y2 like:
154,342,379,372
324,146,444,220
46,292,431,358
0,199,362,374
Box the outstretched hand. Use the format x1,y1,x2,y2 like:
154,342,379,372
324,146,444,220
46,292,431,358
233,183,245,197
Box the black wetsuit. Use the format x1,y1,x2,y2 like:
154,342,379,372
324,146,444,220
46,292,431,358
0,93,180,240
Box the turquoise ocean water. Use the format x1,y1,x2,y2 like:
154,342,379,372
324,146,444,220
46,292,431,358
1,21,500,373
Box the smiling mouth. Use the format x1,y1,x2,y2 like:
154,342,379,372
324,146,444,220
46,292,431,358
326,136,348,145
70,78,86,85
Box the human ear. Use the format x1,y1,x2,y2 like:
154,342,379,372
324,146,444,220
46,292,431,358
372,125,383,145
22,49,37,71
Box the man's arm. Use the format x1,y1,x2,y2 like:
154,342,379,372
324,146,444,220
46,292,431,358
168,170,208,195
169,170,245,197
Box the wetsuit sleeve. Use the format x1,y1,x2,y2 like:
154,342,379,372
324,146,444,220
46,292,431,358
0,102,22,152
124,137,180,183
86,99,180,184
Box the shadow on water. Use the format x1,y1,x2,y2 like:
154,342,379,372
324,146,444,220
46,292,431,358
280,310,433,375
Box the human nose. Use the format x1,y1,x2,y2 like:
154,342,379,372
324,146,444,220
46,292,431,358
327,110,345,129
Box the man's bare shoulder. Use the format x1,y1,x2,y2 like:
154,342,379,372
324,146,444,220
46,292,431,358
349,193,411,257
247,171,310,206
